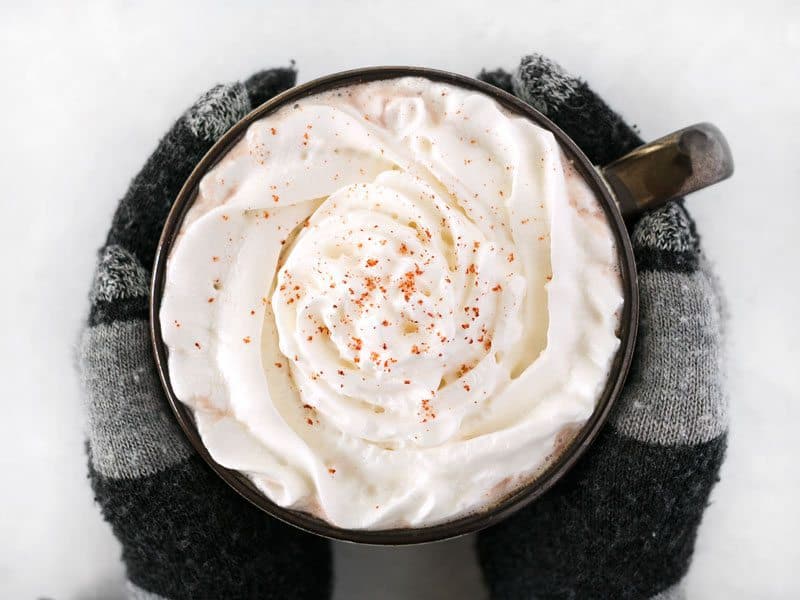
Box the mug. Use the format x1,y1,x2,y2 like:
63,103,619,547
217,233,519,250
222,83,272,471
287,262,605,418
150,66,733,544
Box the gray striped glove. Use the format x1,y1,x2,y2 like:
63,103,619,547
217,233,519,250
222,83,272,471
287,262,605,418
79,66,333,600
477,55,727,600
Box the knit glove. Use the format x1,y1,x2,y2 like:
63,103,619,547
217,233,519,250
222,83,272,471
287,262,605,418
476,56,727,599
78,67,332,600
79,55,727,600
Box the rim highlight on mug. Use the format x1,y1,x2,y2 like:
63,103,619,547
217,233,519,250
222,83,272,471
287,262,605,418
150,66,640,545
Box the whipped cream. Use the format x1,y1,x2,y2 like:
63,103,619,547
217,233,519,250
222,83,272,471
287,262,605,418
160,77,623,529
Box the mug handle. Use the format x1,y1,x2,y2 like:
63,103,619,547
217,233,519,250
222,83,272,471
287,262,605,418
600,122,734,220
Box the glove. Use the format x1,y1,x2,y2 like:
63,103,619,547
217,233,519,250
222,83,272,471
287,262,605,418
476,55,727,600
79,66,332,600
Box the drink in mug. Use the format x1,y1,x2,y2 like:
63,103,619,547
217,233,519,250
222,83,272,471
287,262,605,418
159,78,622,529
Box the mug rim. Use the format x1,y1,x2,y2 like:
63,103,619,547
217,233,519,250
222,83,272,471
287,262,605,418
149,66,639,545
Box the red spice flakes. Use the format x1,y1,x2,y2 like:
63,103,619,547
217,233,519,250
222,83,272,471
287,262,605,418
270,127,277,135
262,210,270,219
469,138,477,144
546,274,553,281
328,468,336,474
207,297,215,303
221,214,229,221
212,256,220,262
507,253,515,263
461,323,470,329
369,351,380,363
337,369,345,376
457,363,474,377
499,190,505,197
466,263,477,275
365,258,378,267
272,194,280,202
381,320,390,327
243,337,251,344
399,243,410,255
420,398,436,422
349,337,363,352
398,269,419,301
194,342,202,349
307,335,313,341
404,380,411,385
174,320,181,328
382,342,388,350
274,362,283,368
250,310,256,315
306,418,314,425
463,384,471,392
411,345,422,355
484,339,492,351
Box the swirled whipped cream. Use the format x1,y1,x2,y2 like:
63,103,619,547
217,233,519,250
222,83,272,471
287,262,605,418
160,77,623,529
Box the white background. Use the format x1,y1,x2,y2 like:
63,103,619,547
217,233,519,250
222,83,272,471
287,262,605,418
1,1,798,598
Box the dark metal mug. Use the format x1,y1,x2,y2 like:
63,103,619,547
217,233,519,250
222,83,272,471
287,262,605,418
149,67,733,545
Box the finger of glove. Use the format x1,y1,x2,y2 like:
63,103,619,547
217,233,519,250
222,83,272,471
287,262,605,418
496,53,643,165
610,200,728,446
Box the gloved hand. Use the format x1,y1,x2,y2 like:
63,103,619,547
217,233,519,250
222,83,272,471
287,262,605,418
79,67,332,600
79,55,726,600
476,55,727,600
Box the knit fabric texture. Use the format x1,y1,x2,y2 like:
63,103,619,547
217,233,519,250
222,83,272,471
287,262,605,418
79,54,727,600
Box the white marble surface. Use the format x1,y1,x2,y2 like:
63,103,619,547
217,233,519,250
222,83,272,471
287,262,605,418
2,1,799,598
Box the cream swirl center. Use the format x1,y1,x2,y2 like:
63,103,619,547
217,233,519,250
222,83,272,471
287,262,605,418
272,174,523,448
